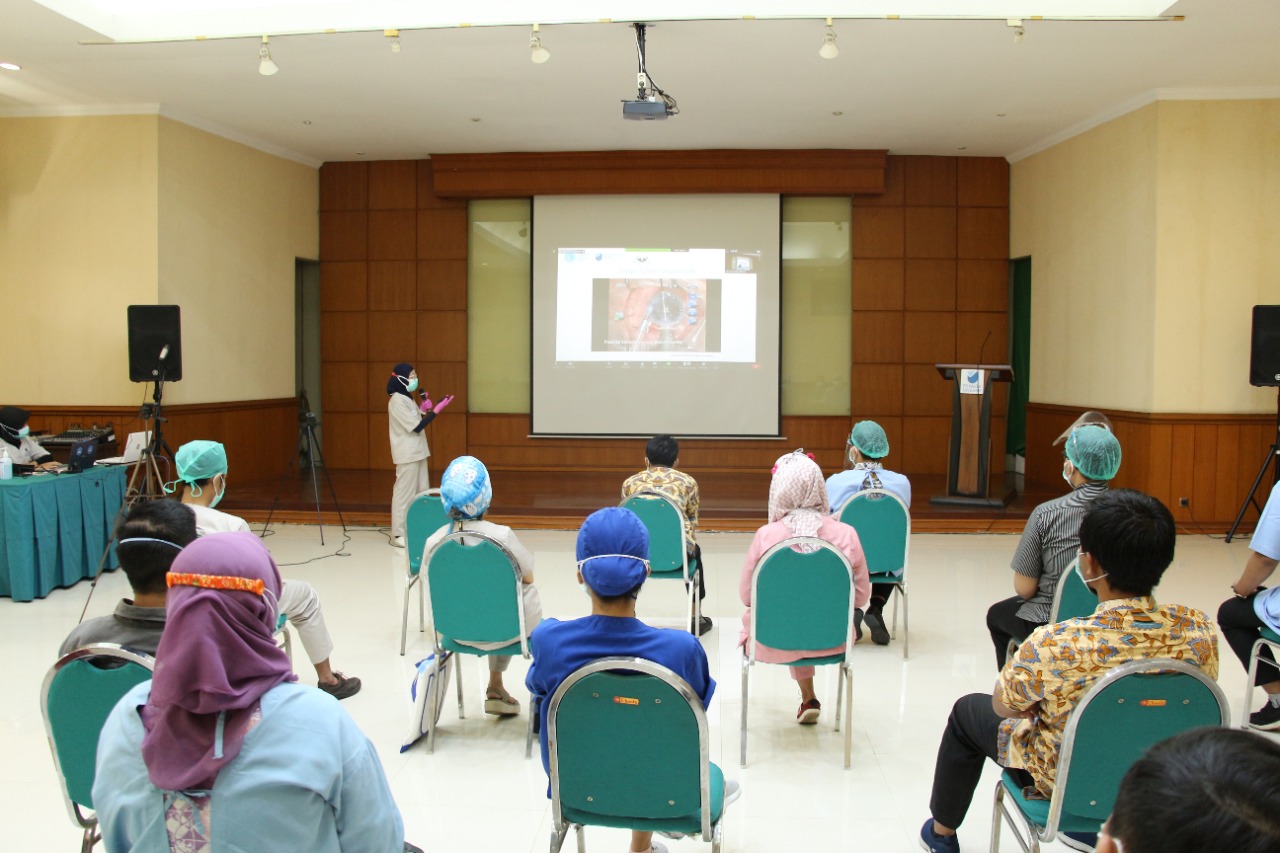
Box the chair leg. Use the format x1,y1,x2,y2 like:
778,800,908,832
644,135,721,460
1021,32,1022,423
81,824,98,853
525,693,536,759
400,576,414,656
428,664,444,755
990,779,1005,853
418,575,426,633
901,583,909,660
890,585,899,639
574,824,585,851
842,664,853,770
456,657,466,719
688,570,700,637
991,778,1037,853
712,819,723,853
834,665,843,731
549,824,569,853
740,657,750,768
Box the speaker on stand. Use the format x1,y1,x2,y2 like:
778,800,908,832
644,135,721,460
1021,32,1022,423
1227,305,1280,542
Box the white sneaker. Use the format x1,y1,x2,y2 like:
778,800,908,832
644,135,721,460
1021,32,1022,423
391,536,406,548
724,779,742,806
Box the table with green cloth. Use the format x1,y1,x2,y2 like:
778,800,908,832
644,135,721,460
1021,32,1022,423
0,466,126,602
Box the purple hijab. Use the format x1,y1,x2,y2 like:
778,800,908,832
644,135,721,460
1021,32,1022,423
141,531,296,791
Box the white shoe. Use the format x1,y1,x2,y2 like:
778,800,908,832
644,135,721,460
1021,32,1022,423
724,779,742,806
640,844,667,853
391,536,406,548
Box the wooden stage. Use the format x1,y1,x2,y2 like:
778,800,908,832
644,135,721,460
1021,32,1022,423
225,468,1051,534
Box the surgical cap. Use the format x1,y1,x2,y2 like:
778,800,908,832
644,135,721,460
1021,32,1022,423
850,421,890,459
577,507,649,597
440,456,492,520
1065,427,1121,481
173,440,229,492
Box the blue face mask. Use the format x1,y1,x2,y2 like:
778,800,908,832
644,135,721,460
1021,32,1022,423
17,425,30,438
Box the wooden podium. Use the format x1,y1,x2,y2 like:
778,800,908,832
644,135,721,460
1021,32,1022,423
930,363,1013,509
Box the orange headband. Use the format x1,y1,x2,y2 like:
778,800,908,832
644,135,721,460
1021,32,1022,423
167,572,265,596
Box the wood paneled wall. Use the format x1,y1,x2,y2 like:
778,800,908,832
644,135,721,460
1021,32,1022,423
24,399,298,481
1027,402,1276,527
318,151,1010,481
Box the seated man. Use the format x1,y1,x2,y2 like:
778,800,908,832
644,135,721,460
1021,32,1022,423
1100,728,1280,853
825,419,911,645
621,434,710,636
919,490,1218,853
1219,478,1280,729
59,499,197,656
527,507,737,853
986,425,1121,669
171,439,361,700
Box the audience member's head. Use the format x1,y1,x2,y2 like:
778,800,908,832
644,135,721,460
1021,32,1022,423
769,450,828,524
144,532,295,791
645,434,679,468
576,507,650,603
114,500,198,596
0,405,32,447
1101,727,1280,853
1077,489,1175,596
440,455,493,520
1064,426,1122,482
1053,410,1114,446
848,420,890,461
170,440,230,503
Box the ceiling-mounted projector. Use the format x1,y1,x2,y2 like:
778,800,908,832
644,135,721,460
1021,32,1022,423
623,23,678,121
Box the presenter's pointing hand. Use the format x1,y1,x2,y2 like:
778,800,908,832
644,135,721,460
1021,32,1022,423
433,395,455,414
419,397,434,414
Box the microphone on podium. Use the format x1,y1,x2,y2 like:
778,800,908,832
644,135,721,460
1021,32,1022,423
976,331,991,367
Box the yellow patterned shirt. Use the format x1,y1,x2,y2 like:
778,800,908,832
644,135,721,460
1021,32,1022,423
996,595,1218,796
621,467,700,550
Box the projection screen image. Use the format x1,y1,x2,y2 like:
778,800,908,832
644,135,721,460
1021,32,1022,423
532,195,780,436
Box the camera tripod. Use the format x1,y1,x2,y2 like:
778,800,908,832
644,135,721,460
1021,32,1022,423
1227,389,1280,542
262,404,347,544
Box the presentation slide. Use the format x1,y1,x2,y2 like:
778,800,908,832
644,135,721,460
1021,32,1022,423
532,195,781,436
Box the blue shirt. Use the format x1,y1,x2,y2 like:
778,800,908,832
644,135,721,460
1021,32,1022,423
526,614,715,774
827,466,912,514
1251,480,1280,631
94,681,405,853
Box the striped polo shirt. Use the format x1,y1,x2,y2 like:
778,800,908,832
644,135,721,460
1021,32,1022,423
1011,481,1109,623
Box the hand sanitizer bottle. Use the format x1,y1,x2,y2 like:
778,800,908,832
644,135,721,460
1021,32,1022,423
0,448,12,480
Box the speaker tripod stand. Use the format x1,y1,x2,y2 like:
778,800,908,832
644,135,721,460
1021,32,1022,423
262,409,346,544
1226,388,1280,543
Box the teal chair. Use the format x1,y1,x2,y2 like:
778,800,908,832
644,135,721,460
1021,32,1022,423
402,489,448,655
838,488,911,658
741,536,857,768
41,644,156,853
547,657,726,853
275,611,292,663
620,492,700,636
1242,625,1280,730
990,657,1229,853
1048,557,1094,623
425,528,536,757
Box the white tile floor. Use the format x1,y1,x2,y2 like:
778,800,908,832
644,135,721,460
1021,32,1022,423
0,525,1262,853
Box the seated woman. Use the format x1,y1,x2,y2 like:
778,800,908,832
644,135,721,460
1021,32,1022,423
738,450,870,725
93,531,411,852
0,405,57,470
423,455,543,717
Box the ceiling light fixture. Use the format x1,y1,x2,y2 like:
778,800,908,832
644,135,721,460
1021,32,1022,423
1008,18,1025,43
386,29,401,53
258,36,279,75
0,62,20,71
819,17,839,59
530,24,550,64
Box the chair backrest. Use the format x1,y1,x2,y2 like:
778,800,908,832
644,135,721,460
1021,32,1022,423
425,528,526,645
41,644,155,817
837,488,910,577
548,657,712,839
1048,558,1095,623
748,537,855,657
619,492,689,576
1048,658,1230,829
406,489,448,578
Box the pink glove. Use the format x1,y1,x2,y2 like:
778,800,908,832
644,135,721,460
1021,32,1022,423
418,396,434,414
433,395,455,414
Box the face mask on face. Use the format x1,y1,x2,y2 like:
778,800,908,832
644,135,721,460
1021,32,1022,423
210,476,226,509
17,426,30,438
404,377,419,393
1076,558,1108,592
1062,460,1075,487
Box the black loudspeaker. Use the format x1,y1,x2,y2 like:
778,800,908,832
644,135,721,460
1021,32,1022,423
127,305,183,382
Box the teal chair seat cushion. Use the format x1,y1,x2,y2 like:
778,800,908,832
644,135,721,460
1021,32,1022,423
440,637,524,657
650,565,697,581
784,653,845,667
1261,626,1280,644
561,762,725,833
999,771,1104,836
868,571,903,583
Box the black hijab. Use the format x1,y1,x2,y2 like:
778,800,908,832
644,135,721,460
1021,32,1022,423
0,406,30,449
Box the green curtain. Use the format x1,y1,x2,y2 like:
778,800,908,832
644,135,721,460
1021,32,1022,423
1006,258,1032,456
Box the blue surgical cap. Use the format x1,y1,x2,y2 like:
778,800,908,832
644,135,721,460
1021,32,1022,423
577,507,649,597
1066,427,1122,481
440,456,492,520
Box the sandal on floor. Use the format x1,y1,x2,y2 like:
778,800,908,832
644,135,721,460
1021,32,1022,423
484,688,521,716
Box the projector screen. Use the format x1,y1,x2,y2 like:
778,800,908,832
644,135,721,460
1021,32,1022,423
532,194,782,436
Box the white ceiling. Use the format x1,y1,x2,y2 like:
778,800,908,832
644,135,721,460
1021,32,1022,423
1,0,1278,167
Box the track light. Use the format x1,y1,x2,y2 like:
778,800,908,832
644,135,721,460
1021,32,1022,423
258,36,278,75
819,18,839,59
530,23,550,64
1008,18,1025,43
386,29,401,53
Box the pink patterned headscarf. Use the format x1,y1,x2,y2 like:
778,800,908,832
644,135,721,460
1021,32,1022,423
767,451,829,550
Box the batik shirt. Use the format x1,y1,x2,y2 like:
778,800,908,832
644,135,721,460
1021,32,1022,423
621,467,700,550
996,595,1218,796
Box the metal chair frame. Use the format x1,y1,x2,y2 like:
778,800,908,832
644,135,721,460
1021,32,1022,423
741,536,858,769
619,491,700,636
1241,628,1280,729
838,488,911,658
1006,557,1084,665
401,488,445,655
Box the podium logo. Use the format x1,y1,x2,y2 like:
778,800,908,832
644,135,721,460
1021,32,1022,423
966,370,980,384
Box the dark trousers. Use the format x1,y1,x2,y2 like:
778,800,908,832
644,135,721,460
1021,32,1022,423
987,596,1042,670
1218,595,1280,686
687,544,706,600
929,693,1033,830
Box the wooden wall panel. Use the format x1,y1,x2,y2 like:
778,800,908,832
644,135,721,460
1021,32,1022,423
957,260,1008,312
904,259,956,311
322,362,368,412
320,313,367,362
320,262,368,312
852,208,905,258
958,158,1010,207
904,156,958,207
904,207,957,259
417,259,468,310
368,210,416,260
899,416,951,475
417,209,468,259
367,312,416,362
321,413,371,469
319,211,367,261
958,208,1011,259
417,312,467,364
852,365,904,416
852,311,905,363
368,261,416,311
852,259,904,310
853,156,904,207
319,162,368,211
369,161,416,210
903,312,956,365
902,365,953,416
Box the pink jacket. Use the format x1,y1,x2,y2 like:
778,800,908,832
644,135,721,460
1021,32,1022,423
738,517,871,664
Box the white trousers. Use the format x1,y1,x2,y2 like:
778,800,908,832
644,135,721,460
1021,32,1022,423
279,579,334,666
391,458,430,538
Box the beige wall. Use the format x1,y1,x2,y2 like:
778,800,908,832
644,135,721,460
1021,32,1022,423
0,115,160,405
1012,99,1280,414
157,118,318,404
0,114,317,408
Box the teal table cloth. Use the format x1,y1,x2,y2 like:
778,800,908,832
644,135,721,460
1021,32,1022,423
0,466,126,601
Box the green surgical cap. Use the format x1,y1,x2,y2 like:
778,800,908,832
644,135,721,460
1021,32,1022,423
1065,427,1121,481
175,440,229,484
850,421,890,459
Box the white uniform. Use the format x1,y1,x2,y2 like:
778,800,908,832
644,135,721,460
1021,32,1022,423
388,393,431,538
186,502,336,666
2,436,52,464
